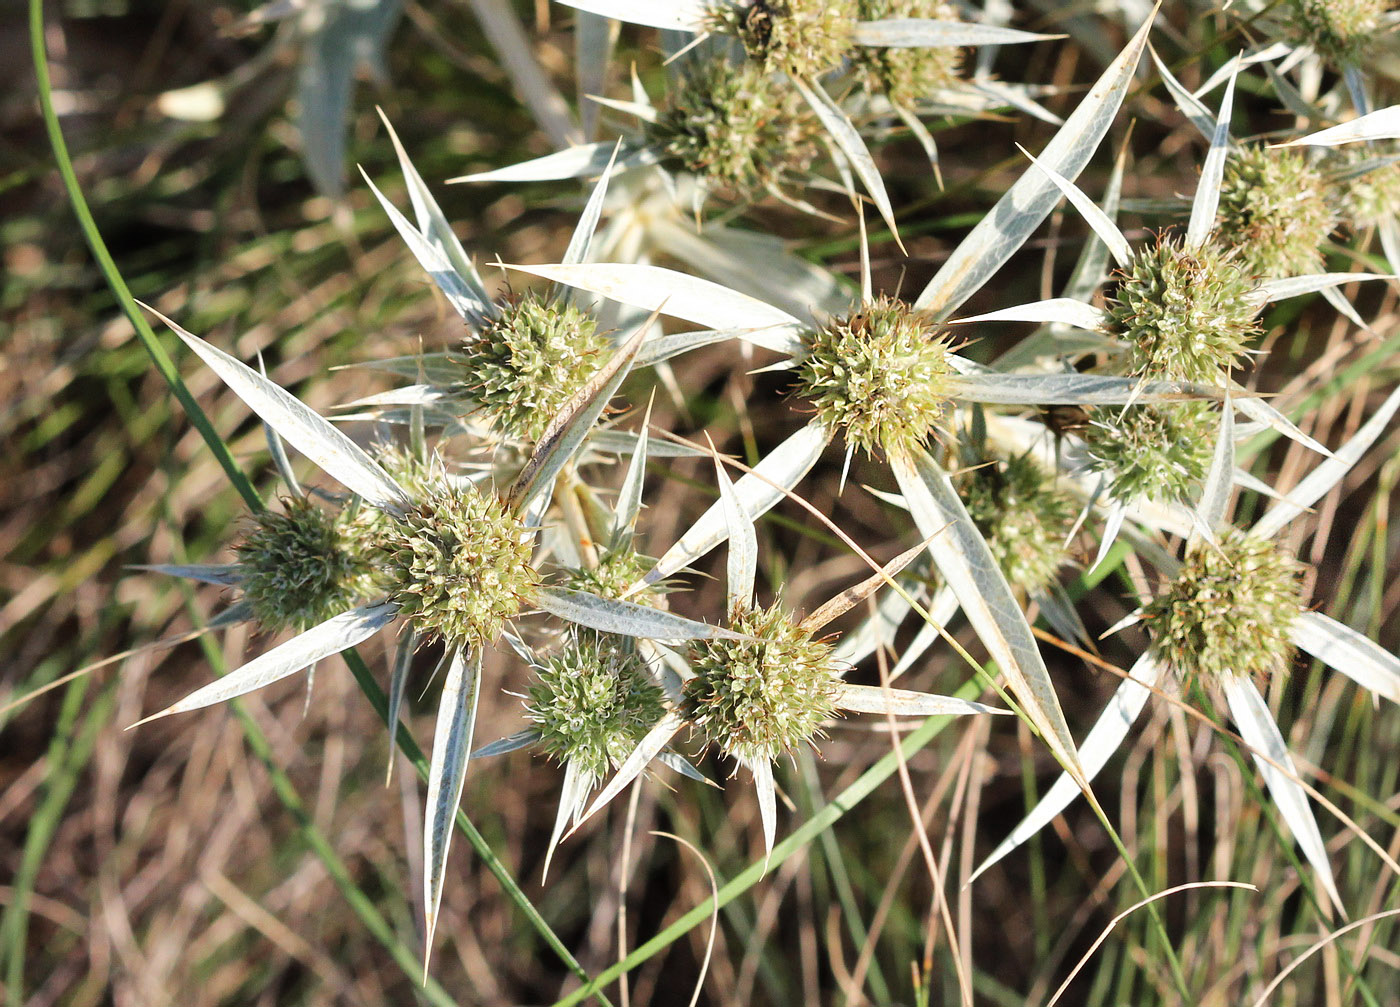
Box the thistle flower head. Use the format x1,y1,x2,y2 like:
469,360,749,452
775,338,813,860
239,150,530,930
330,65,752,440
1107,235,1260,382
795,296,956,458
380,485,538,648
1284,0,1387,65
1144,528,1304,691
525,634,666,783
685,602,841,766
711,0,857,77
1083,402,1217,504
1215,145,1335,278
562,546,652,601
647,61,819,197
959,451,1075,594
235,497,375,632
372,442,451,502
1337,146,1400,229
452,292,607,441
849,0,963,105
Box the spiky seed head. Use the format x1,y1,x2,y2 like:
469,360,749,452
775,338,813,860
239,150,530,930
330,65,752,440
1336,146,1400,229
525,633,666,784
372,443,451,503
795,296,955,458
711,0,857,77
648,61,819,197
1215,146,1335,278
1106,235,1260,383
235,497,375,632
380,486,537,649
1144,528,1304,691
1084,403,1217,504
959,452,1075,594
562,547,653,602
849,0,963,106
452,292,608,441
685,602,841,766
1284,0,1387,65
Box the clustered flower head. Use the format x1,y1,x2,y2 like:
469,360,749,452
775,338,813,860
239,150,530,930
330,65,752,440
795,296,955,458
1143,528,1305,691
711,0,857,77
647,61,819,197
235,497,376,632
685,602,841,766
1284,0,1388,65
525,633,666,783
959,451,1075,594
1107,235,1261,382
1083,402,1217,504
1336,145,1400,229
1215,145,1335,278
452,292,607,441
849,0,963,106
379,485,538,648
562,546,652,601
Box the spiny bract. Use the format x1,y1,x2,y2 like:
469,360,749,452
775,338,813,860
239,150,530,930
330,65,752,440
235,497,375,632
959,451,1076,594
795,296,955,458
647,61,818,197
525,633,666,783
850,0,963,106
380,486,537,648
1107,235,1260,383
711,0,857,77
452,292,608,441
1215,145,1335,278
1083,402,1217,504
685,602,841,766
1144,528,1305,691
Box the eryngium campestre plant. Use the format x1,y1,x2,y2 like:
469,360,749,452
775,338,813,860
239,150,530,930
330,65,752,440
380,485,537,648
647,61,819,198
452,292,608,441
563,546,653,601
849,0,963,106
1284,0,1388,65
1083,402,1217,504
794,296,955,458
235,497,375,632
959,452,1076,594
1143,528,1305,690
1215,145,1335,278
685,602,841,766
1107,235,1261,382
525,633,666,783
711,0,857,77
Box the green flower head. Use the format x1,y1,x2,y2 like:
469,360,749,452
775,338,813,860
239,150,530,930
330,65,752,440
685,602,841,766
235,497,375,633
380,485,538,649
525,634,666,783
959,451,1076,594
1107,235,1261,382
1284,0,1387,66
850,0,963,106
1215,145,1335,278
1083,402,1217,504
452,292,608,441
1337,145,1400,229
795,296,956,458
1144,528,1304,691
648,61,819,197
562,546,652,602
712,0,857,77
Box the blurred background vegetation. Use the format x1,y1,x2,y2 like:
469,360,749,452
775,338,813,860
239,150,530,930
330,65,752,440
4,1,1400,1004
